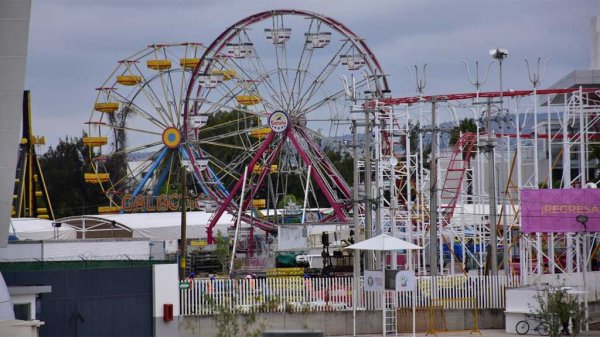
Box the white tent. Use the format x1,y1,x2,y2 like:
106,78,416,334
9,218,76,240
92,211,238,240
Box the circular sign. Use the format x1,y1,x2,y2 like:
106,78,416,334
162,127,182,148
268,111,289,133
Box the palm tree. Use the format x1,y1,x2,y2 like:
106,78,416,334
449,118,478,203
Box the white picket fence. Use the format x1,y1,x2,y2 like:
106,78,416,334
180,274,520,316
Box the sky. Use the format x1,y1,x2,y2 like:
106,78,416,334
24,0,599,151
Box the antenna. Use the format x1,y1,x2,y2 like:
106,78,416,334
462,60,492,92
405,64,427,95
524,57,550,89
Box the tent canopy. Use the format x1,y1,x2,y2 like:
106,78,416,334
55,211,244,241
345,233,422,251
9,218,76,240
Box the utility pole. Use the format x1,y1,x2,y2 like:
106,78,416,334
364,101,373,271
429,100,438,277
352,119,360,337
487,48,508,276
486,98,498,275
179,165,188,280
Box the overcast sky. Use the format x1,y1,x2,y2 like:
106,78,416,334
24,0,599,150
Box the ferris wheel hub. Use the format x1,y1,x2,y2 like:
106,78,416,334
293,114,307,127
162,127,182,149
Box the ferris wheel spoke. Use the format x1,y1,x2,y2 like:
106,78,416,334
106,124,163,137
138,77,178,127
198,140,250,151
107,141,164,159
264,19,292,111
122,62,175,127
135,71,180,127
300,75,371,117
224,50,285,111
293,40,352,114
110,91,169,130
289,21,317,112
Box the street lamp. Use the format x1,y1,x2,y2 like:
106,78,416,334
485,48,508,275
576,215,588,232
575,213,589,331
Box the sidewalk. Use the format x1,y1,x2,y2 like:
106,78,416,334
339,329,600,337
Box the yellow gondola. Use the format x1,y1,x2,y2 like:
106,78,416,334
37,208,47,214
180,58,200,69
94,102,119,114
35,191,43,197
236,95,262,106
37,214,49,219
252,199,266,208
116,75,142,86
147,59,172,71
84,173,110,183
250,127,271,139
253,164,278,174
211,69,237,80
98,205,121,214
82,136,108,147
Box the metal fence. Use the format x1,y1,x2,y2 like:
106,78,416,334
180,274,520,315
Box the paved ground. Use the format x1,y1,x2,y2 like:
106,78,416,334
339,329,600,337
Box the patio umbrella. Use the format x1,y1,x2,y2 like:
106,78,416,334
346,233,423,251
346,233,422,337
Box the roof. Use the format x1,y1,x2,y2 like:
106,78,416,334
9,218,76,240
56,211,241,241
99,211,236,240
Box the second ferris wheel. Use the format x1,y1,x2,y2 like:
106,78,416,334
184,9,390,243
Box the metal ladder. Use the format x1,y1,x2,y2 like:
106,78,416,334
384,291,398,336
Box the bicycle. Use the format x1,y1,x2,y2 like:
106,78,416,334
516,318,550,336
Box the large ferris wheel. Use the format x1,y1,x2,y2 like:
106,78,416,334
182,10,390,243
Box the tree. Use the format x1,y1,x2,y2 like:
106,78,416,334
449,118,478,203
214,230,230,275
531,286,585,337
39,135,107,218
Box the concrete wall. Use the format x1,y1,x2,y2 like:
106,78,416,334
0,239,151,261
153,264,179,337
179,309,508,337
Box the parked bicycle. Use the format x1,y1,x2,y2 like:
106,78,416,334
516,318,550,336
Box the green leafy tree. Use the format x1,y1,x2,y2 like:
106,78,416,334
39,135,107,217
214,230,230,275
531,286,585,337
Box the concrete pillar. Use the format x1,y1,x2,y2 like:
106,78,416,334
0,0,31,247
153,264,180,337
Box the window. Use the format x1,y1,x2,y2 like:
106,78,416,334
13,303,31,320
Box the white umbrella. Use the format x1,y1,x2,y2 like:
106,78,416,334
346,233,423,251
346,233,422,337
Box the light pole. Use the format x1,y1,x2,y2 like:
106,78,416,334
576,214,589,331
486,48,508,275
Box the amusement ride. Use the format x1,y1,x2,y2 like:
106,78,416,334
80,9,599,280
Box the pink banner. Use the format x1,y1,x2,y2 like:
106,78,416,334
520,189,600,233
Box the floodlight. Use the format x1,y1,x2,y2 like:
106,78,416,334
489,48,509,61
